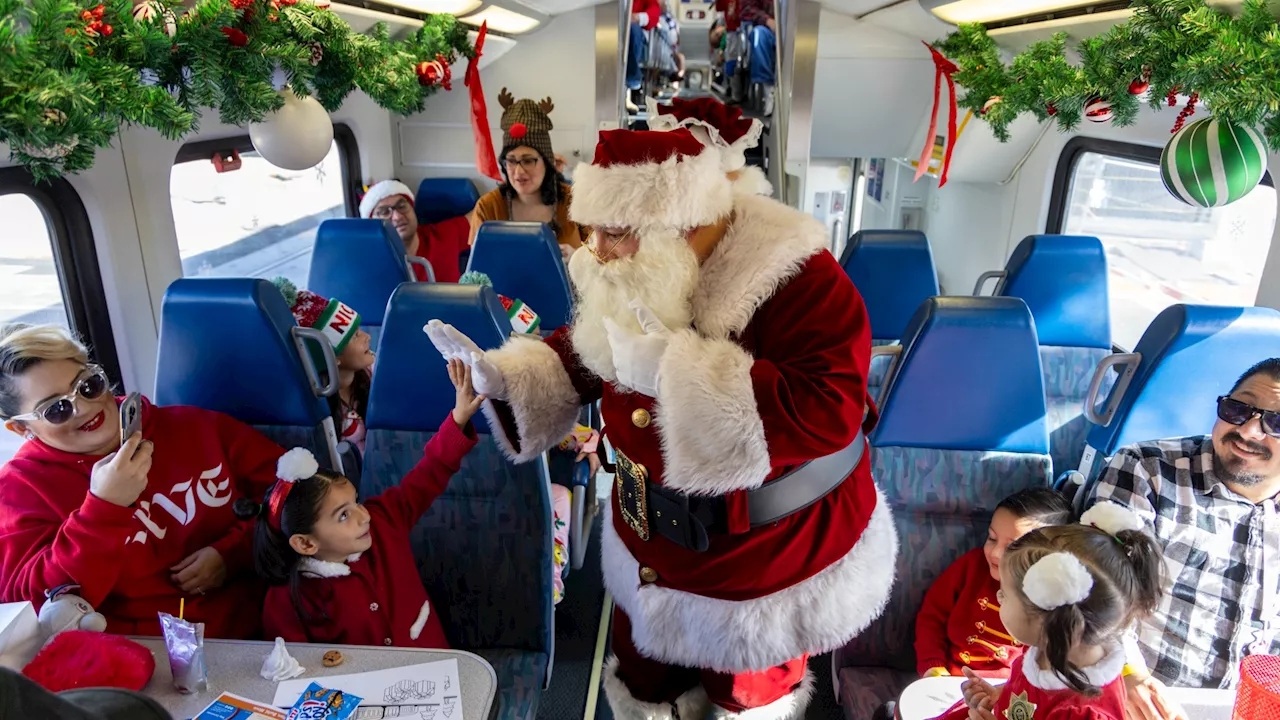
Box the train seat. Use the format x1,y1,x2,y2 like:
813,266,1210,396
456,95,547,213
994,235,1113,478
833,297,1052,720
839,230,939,406
1064,304,1280,506
468,222,574,333
415,177,481,225
155,278,347,475
362,284,554,720
307,219,418,345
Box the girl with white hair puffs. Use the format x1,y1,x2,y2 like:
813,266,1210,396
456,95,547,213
939,504,1166,720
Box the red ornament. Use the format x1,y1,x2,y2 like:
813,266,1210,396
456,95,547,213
101,23,112,35
220,26,248,46
81,10,93,20
1046,103,1057,116
1170,92,1199,134
1167,87,1180,107
509,122,528,139
1129,79,1149,95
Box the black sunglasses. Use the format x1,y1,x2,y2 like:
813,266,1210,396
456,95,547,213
9,365,110,426
1216,396,1280,438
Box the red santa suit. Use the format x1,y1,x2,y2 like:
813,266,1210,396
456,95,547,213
933,643,1127,720
462,128,897,718
915,548,1022,679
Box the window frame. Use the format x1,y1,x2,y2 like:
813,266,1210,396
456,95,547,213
173,122,363,217
1046,135,1275,234
0,167,123,387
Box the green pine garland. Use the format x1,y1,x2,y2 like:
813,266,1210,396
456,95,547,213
0,0,473,179
935,0,1280,151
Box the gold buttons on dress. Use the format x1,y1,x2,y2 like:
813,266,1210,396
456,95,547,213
632,409,651,428
639,566,659,584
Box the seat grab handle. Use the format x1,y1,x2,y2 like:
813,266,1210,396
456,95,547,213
406,256,436,282
870,344,903,409
1083,352,1141,427
972,270,1006,296
291,326,340,397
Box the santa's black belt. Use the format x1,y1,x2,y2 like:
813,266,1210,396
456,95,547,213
614,430,866,552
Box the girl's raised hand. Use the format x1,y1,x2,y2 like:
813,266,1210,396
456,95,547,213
961,667,998,711
449,358,485,428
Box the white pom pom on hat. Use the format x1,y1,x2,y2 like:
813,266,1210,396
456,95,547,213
1080,503,1144,537
1022,552,1094,611
276,447,319,483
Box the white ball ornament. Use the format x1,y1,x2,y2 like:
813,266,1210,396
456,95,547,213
132,1,177,38
249,88,334,171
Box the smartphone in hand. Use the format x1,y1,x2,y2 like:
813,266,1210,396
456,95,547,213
120,392,142,447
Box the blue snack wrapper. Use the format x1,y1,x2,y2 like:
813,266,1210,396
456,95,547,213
284,683,361,720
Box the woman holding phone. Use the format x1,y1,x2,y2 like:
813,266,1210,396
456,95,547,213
0,323,283,638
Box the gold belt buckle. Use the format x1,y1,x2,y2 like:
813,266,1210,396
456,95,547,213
615,448,650,541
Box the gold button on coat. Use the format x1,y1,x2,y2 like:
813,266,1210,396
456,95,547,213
632,409,651,428
639,566,659,584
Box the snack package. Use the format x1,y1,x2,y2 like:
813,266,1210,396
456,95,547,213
284,683,362,720
158,611,207,694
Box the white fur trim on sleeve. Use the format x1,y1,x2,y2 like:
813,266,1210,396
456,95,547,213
1022,552,1094,610
480,338,582,463
731,165,773,196
1080,503,1144,537
654,330,771,496
569,145,732,231
602,486,897,673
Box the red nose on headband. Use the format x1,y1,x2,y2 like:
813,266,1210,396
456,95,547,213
269,448,321,533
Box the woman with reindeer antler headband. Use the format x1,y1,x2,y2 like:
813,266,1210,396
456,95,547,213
469,89,587,262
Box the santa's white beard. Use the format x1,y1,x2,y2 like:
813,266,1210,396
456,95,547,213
569,228,700,382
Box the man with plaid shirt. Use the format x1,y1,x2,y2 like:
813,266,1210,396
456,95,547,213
1083,358,1280,718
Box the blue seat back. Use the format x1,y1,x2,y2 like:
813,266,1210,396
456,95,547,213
415,178,480,225
468,222,573,333
363,284,554,667
307,219,412,333
837,298,1051,716
155,278,336,464
1086,304,1280,459
841,230,940,342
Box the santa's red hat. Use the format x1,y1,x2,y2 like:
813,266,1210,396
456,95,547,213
646,97,763,173
359,180,415,219
23,631,155,693
570,128,732,230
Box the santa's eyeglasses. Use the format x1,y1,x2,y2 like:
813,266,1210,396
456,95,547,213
587,227,634,264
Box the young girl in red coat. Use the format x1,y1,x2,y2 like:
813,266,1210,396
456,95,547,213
235,359,482,648
939,504,1165,720
915,488,1074,680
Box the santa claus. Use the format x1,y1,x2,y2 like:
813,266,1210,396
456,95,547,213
426,127,896,719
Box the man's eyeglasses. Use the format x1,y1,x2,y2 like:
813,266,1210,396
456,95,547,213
587,227,633,264
504,156,541,171
371,198,413,220
7,365,110,425
1217,395,1280,438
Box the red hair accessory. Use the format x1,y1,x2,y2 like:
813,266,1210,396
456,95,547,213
509,122,527,139
269,448,319,532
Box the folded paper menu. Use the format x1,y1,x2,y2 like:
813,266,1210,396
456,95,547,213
194,692,287,720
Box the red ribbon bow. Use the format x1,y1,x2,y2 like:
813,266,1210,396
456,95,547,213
914,42,959,188
466,22,502,183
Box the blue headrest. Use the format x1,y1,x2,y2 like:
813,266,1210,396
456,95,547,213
841,230,940,340
1000,235,1111,349
156,278,329,426
307,219,411,327
415,178,480,225
873,297,1049,453
366,284,510,433
1088,304,1280,454
467,221,573,332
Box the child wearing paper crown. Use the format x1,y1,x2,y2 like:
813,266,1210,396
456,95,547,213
234,359,482,648
272,279,375,454
932,504,1165,720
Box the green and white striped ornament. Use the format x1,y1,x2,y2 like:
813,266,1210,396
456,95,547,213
1160,117,1268,208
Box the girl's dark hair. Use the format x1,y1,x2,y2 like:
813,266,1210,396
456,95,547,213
232,469,346,620
996,487,1075,526
1003,524,1165,696
326,368,370,434
498,148,568,233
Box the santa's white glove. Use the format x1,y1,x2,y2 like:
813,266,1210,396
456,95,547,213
423,320,507,399
604,301,670,398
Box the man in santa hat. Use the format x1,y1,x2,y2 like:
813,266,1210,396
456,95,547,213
646,95,773,197
426,127,894,719
359,179,472,283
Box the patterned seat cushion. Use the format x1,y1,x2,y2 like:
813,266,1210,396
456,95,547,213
1040,347,1112,478
473,648,549,720
835,446,1051,714
837,666,918,720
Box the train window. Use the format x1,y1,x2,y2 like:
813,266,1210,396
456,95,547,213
0,169,120,463
1053,140,1277,350
170,127,360,287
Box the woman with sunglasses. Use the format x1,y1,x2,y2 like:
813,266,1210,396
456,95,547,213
469,90,587,261
0,323,283,639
